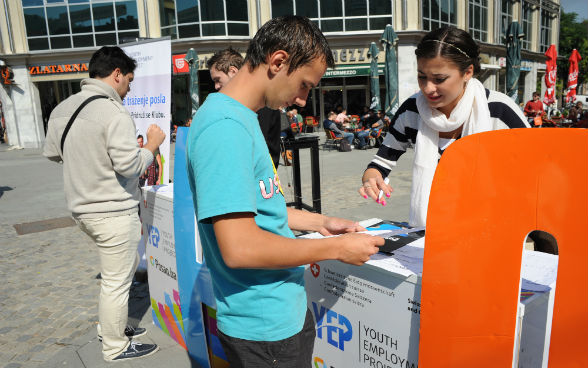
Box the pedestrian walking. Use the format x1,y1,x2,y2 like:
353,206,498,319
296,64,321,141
43,46,165,362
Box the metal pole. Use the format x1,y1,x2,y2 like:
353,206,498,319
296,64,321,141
3,0,14,53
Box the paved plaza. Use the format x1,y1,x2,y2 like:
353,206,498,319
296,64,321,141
0,135,414,367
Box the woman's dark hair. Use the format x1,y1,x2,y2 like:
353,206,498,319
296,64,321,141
89,46,137,78
415,27,481,75
245,15,335,74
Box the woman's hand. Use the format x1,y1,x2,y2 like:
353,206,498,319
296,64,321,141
359,168,393,206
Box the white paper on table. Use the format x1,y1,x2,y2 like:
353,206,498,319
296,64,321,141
520,249,559,292
367,238,425,277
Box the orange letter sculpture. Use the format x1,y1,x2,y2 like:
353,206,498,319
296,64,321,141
419,129,588,366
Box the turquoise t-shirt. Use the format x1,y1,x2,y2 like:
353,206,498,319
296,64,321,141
186,93,306,341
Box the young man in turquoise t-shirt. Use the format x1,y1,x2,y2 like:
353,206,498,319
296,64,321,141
186,16,384,367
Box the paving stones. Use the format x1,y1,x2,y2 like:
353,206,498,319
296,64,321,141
1,140,416,367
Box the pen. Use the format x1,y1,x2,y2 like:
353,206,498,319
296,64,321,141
378,177,390,202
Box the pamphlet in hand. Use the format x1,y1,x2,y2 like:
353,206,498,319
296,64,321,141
364,221,425,254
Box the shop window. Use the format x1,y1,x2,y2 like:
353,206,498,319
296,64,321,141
370,17,391,30
24,8,47,37
468,0,488,42
22,0,43,5
119,31,140,43
159,0,177,26
521,1,532,50
73,34,94,48
422,0,457,31
296,0,318,18
345,0,367,16
160,0,249,39
499,0,513,41
93,3,115,32
272,0,293,17
161,26,178,39
321,19,343,32
202,23,225,36
47,0,65,3
47,6,70,35
226,0,247,21
271,0,393,33
178,24,199,38
116,1,138,30
95,32,116,46
321,0,342,17
27,37,49,51
346,19,367,31
370,0,392,15
70,4,93,33
50,36,71,49
176,0,198,24
69,0,90,3
200,0,224,21
227,23,248,36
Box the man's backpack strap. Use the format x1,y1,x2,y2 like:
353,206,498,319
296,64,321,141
60,95,109,153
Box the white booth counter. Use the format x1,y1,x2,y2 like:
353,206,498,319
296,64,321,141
140,184,188,349
303,219,558,368
140,186,558,367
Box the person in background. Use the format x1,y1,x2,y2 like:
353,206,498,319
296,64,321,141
359,26,529,225
137,134,162,186
43,46,164,361
524,92,544,126
335,107,350,127
187,16,383,367
323,111,354,147
208,47,282,168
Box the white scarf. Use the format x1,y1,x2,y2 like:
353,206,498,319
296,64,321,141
411,78,491,226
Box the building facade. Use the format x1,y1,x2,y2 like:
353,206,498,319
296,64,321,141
0,0,560,148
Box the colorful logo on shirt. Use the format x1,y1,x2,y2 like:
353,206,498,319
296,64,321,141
259,173,283,199
312,302,353,351
150,256,154,266
310,263,321,278
146,224,160,248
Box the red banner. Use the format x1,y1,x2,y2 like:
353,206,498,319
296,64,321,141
543,45,557,105
172,54,189,74
566,49,582,103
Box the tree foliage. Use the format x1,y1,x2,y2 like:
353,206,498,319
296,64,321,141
558,11,588,92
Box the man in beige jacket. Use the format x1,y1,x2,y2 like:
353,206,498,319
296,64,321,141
44,46,164,362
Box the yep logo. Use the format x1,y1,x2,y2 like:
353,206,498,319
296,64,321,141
313,356,336,368
312,302,352,351
146,224,160,248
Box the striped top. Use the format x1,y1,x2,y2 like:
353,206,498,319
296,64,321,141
368,89,530,177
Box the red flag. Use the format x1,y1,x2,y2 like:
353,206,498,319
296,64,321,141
543,45,557,105
566,49,582,103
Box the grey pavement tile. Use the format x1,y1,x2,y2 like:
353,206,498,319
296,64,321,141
3,363,23,368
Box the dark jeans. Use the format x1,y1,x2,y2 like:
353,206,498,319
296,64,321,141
218,309,316,368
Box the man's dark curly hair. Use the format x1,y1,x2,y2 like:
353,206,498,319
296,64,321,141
244,15,335,74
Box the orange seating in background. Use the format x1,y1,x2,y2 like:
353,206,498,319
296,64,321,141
324,129,342,151
304,116,318,132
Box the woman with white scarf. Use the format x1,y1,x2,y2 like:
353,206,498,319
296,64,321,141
359,27,529,227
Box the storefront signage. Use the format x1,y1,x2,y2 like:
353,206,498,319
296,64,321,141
28,63,88,75
323,64,384,78
332,48,369,63
172,53,210,74
521,60,533,72
1,66,14,85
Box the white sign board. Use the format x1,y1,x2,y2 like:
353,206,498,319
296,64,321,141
122,39,171,184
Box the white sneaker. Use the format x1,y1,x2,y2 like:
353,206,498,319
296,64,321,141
350,145,355,149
